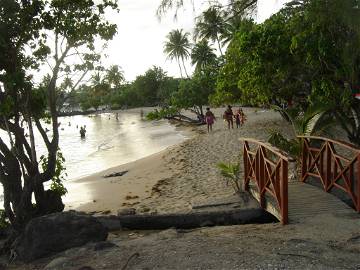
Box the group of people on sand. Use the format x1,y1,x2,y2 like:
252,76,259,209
204,105,246,132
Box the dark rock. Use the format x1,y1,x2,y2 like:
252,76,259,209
44,257,70,269
92,241,117,251
14,212,108,262
78,267,95,270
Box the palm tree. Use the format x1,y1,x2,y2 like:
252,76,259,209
164,29,191,78
191,40,217,71
194,6,227,56
104,65,125,88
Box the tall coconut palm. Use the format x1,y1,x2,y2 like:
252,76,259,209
164,29,191,78
191,40,217,71
194,6,228,56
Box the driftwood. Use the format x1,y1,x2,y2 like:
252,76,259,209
164,114,205,125
103,171,128,178
96,208,276,231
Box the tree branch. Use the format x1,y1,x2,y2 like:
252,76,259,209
34,119,51,150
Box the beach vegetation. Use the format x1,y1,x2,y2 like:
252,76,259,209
0,0,118,247
217,162,242,192
268,104,333,160
146,107,180,121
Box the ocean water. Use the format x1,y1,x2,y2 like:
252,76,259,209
0,110,188,203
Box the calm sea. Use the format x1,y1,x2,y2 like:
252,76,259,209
0,110,188,203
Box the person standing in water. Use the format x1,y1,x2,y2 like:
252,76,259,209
205,107,216,133
80,126,86,138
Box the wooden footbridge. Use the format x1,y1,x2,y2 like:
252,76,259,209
240,136,360,224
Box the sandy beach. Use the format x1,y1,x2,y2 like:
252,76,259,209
66,107,293,215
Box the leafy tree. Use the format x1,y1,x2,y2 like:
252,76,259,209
0,0,118,236
221,17,254,46
191,40,217,72
164,29,191,78
172,63,219,117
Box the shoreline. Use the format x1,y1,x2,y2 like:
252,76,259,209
63,144,185,213
64,119,197,213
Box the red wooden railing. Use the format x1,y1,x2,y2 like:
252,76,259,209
299,136,360,212
241,138,291,224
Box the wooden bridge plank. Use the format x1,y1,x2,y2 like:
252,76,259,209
248,181,356,224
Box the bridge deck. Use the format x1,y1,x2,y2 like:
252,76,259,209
248,181,356,224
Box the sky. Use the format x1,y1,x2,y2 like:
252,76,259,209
103,0,290,82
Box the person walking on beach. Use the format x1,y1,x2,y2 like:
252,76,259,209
235,108,241,128
205,107,216,132
223,105,234,129
240,108,246,125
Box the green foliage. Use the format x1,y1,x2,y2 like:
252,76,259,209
215,0,360,109
172,63,219,113
268,103,332,159
268,129,300,159
40,151,68,196
146,107,179,120
217,162,242,192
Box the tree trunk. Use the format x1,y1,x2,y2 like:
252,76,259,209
199,105,204,117
177,57,183,78
97,208,275,231
181,56,189,78
216,36,223,56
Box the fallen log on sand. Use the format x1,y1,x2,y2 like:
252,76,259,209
96,208,276,231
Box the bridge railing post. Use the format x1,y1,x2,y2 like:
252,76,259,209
281,159,288,224
325,142,332,190
301,138,307,182
357,153,360,212
243,142,249,191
